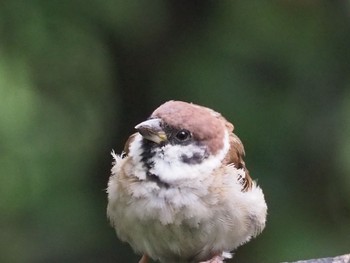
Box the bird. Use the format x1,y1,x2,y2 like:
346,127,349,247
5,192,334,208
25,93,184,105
107,100,267,263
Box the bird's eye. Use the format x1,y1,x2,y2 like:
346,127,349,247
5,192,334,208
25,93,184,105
175,129,191,141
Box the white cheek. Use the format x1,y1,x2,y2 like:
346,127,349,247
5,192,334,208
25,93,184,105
151,131,230,184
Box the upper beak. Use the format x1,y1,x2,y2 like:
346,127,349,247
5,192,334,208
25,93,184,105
135,118,167,144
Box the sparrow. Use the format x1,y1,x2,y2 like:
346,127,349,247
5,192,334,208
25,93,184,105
107,100,267,263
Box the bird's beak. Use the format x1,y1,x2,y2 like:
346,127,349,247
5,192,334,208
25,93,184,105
135,118,167,144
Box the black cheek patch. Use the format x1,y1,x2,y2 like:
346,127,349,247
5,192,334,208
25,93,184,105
180,151,208,165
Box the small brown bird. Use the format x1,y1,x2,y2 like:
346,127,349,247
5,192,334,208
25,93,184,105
107,101,267,263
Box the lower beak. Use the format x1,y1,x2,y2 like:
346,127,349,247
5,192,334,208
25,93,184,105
135,118,167,144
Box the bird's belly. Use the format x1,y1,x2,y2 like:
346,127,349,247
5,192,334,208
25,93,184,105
111,188,251,262
119,206,222,262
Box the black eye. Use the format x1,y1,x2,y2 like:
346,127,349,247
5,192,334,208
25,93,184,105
175,129,191,141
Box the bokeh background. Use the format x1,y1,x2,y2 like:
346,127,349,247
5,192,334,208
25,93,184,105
1,1,350,262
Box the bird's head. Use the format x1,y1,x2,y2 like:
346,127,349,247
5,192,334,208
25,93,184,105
127,101,234,185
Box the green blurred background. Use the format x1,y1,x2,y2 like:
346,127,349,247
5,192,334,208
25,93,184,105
1,1,350,262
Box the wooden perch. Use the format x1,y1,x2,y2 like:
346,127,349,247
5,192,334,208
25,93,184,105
283,254,350,263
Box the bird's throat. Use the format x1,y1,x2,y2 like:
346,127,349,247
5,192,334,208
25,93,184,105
146,171,170,189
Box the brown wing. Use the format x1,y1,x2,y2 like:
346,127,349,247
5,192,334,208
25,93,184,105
223,129,253,192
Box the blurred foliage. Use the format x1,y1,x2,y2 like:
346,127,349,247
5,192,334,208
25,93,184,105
1,0,350,262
